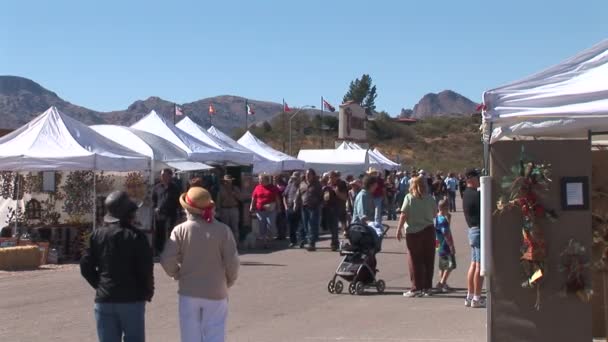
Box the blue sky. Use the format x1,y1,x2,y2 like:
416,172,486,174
1,0,607,115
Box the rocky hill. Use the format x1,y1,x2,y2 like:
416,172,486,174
0,76,330,134
409,90,478,118
0,76,477,135
0,76,104,126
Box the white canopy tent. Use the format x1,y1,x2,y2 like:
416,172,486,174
176,117,253,165
90,125,212,172
483,39,608,143
237,131,305,172
207,126,278,174
336,141,399,170
0,106,151,233
373,148,400,170
298,149,369,176
0,107,149,171
131,110,228,165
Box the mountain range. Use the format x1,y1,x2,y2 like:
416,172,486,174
0,76,478,134
401,90,478,119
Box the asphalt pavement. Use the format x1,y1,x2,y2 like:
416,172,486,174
0,199,486,342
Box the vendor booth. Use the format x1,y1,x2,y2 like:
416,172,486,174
237,131,305,173
0,107,150,265
131,110,232,165
297,149,369,176
481,40,608,342
372,148,400,170
91,125,212,172
207,126,277,175
336,142,400,171
176,117,254,166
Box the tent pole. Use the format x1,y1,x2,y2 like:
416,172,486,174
483,121,492,176
93,172,97,230
14,172,19,236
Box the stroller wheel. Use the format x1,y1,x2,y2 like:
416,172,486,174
348,282,357,295
334,280,344,294
327,280,335,294
376,279,386,294
355,281,365,295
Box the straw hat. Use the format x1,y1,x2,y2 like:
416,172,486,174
223,175,234,182
180,187,215,215
367,167,379,175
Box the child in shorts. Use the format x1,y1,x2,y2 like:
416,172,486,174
435,199,456,293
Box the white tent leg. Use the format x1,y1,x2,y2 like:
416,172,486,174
93,172,97,230
14,172,19,236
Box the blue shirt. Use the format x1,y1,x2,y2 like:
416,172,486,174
352,189,374,223
398,177,410,193
435,215,453,257
444,177,458,192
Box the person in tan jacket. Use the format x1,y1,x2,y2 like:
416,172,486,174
161,187,239,342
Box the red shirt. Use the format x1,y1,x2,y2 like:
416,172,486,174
373,178,385,198
252,184,279,211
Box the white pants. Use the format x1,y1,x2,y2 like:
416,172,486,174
179,295,228,342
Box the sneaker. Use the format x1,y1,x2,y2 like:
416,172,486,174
464,297,472,307
471,298,486,308
422,290,433,297
289,242,297,248
442,284,453,293
403,290,422,298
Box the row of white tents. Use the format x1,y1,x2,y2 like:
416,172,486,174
297,142,400,176
0,107,399,175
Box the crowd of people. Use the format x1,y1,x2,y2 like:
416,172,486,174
78,166,481,342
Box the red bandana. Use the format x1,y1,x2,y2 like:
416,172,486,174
186,194,214,223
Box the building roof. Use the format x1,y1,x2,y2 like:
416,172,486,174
395,118,418,123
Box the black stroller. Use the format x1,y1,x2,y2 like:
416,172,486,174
327,222,390,295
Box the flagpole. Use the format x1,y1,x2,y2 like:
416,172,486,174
245,100,248,131
209,104,213,127
320,96,324,148
173,103,176,124
282,98,286,152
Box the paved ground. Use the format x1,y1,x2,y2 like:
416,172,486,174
0,202,486,342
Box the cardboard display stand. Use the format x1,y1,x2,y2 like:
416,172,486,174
490,140,592,342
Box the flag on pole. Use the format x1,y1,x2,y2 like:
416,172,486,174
246,100,255,115
209,103,215,116
323,99,336,112
283,101,292,112
175,104,184,116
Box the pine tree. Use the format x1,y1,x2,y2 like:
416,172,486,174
343,74,377,114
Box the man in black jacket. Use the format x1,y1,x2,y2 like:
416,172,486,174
152,168,181,254
80,191,154,342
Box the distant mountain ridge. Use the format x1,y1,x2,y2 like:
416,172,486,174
0,76,477,134
401,90,478,118
0,76,330,135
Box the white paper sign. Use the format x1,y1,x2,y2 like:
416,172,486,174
566,182,584,206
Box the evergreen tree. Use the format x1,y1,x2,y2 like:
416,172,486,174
343,74,377,114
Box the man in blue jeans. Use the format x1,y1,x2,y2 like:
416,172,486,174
368,168,385,225
462,169,484,308
296,169,323,251
444,173,458,212
80,191,154,342
283,172,302,247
